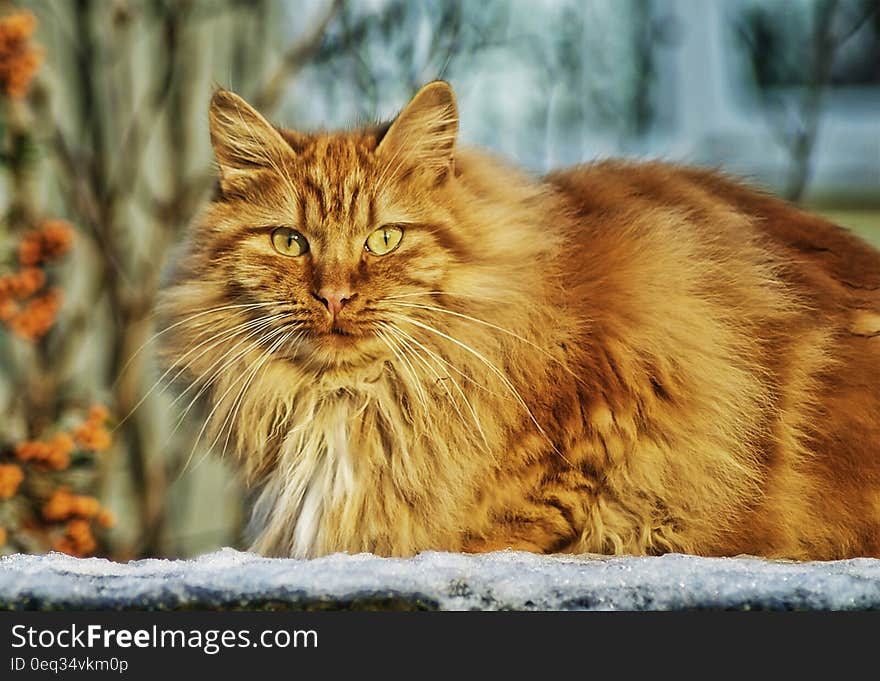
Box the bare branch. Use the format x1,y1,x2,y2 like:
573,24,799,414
252,0,344,112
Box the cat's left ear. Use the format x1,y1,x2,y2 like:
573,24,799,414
377,81,458,181
208,88,293,188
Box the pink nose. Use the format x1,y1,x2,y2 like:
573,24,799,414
316,288,353,320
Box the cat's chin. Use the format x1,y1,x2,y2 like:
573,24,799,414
316,328,365,350
288,329,387,370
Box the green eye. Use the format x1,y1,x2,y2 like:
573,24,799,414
271,227,309,257
365,225,404,255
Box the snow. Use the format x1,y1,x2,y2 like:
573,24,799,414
1,549,879,610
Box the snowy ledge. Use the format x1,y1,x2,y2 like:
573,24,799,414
1,549,879,611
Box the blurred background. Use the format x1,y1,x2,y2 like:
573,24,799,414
0,0,877,560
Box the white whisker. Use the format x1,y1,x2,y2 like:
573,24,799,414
181,323,295,476
386,300,580,383
389,312,552,446
114,301,284,388
218,330,307,461
384,320,495,397
168,316,285,412
167,318,294,444
382,322,490,451
376,329,430,419
204,328,303,469
115,312,287,431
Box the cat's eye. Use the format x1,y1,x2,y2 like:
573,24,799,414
271,227,309,257
365,225,404,256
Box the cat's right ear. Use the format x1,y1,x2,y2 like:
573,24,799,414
377,81,458,182
208,89,292,190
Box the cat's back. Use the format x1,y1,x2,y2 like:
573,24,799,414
546,159,880,357
546,159,880,298
543,159,880,558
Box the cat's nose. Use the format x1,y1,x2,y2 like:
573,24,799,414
315,287,355,320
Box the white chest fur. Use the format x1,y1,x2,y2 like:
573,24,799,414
241,358,485,557
249,391,358,557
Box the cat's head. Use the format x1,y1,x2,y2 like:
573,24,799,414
163,79,557,394
174,81,470,369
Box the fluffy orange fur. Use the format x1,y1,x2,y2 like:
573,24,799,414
158,82,880,559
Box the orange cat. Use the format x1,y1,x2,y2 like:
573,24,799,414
158,81,880,560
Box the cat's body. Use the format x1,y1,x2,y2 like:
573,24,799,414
160,82,880,560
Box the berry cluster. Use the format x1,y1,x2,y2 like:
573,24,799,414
0,10,42,99
1,220,73,341
15,405,112,471
43,489,115,557
18,220,74,265
43,488,115,526
2,289,62,340
0,266,43,297
1,405,115,556
0,9,110,558
15,431,74,470
73,404,112,451
54,519,97,556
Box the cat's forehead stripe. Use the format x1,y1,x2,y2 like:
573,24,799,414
301,174,327,217
298,139,374,226
302,173,368,226
348,185,361,221
303,149,369,222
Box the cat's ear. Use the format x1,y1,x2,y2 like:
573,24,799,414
208,88,292,186
377,81,458,181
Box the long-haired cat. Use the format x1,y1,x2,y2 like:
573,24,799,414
158,81,880,560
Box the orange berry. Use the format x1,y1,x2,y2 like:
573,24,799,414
46,448,70,471
5,272,28,298
0,298,18,321
66,519,96,555
88,404,109,423
90,428,111,451
0,527,6,546
72,496,100,518
0,9,37,38
18,234,41,266
73,422,92,442
75,423,111,451
43,488,74,521
8,288,61,340
96,509,116,528
17,267,45,296
51,432,74,455
15,440,49,462
67,518,89,537
15,432,76,469
39,220,74,259
0,463,24,499
3,48,41,99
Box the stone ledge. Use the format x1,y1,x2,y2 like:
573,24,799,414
1,548,879,611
